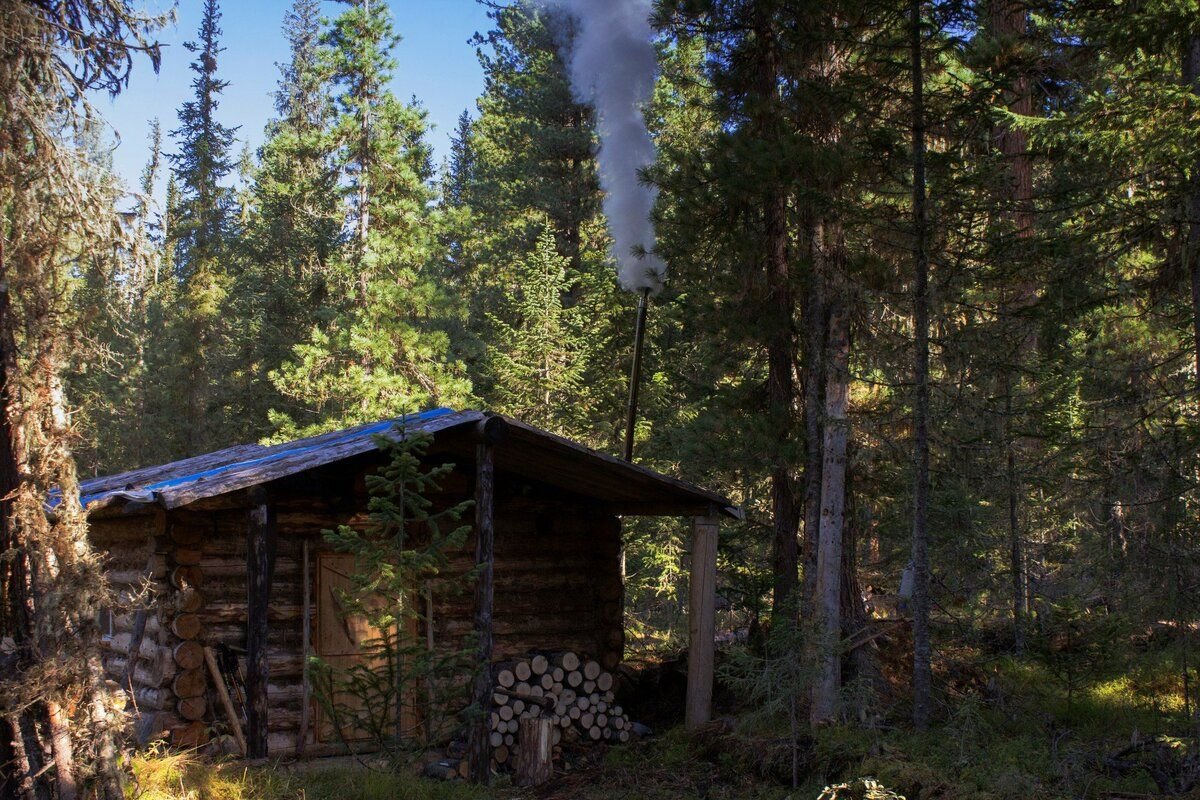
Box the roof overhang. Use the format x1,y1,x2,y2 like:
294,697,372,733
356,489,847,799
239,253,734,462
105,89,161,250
78,409,741,520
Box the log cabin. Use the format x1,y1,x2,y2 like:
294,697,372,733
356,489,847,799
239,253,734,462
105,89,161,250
82,408,739,760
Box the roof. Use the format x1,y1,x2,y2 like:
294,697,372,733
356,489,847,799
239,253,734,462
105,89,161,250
78,408,741,519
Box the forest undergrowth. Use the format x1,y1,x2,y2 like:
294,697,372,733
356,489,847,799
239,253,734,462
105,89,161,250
125,627,1199,800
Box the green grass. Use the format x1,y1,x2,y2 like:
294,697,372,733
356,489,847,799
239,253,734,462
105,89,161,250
124,648,1197,800
126,750,495,800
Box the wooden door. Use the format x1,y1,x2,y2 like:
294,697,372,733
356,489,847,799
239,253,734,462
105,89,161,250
315,552,418,743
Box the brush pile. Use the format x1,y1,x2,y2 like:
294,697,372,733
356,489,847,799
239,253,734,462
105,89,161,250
488,651,631,768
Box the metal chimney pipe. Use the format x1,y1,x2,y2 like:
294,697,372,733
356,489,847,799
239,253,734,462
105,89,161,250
623,288,651,462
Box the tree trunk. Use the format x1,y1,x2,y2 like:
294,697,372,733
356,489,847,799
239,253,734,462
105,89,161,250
1185,33,1200,394
1005,382,1026,653
990,0,1035,653
811,295,850,726
801,226,827,617
353,0,373,302
909,0,933,728
46,704,76,800
687,516,719,729
0,259,51,800
748,7,801,616
515,717,553,787
990,0,1034,239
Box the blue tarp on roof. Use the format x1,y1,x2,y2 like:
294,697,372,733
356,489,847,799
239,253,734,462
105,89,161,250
76,407,471,512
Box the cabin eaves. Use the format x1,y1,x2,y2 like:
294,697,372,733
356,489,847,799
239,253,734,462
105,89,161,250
79,408,741,519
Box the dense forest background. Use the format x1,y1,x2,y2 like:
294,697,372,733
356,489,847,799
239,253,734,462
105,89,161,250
18,0,1200,794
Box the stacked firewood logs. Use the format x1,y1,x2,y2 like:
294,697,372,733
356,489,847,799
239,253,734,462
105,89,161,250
488,651,631,769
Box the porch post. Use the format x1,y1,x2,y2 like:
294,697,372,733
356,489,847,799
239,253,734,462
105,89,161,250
686,512,719,730
246,487,277,758
468,415,507,782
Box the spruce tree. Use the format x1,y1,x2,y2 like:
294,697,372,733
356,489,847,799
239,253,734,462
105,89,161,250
73,121,167,475
487,226,601,433
443,109,475,210
226,0,341,443
166,0,239,454
171,0,238,279
462,4,626,448
269,0,471,437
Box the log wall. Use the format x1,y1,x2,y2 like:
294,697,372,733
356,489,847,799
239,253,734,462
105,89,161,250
91,511,206,748
90,480,623,759
436,511,623,669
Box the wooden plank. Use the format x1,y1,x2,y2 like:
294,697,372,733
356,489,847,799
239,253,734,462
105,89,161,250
317,553,376,655
467,432,496,783
686,515,718,730
246,490,277,758
312,551,414,744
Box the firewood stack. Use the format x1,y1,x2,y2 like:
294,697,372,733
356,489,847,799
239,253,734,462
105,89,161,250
488,651,631,770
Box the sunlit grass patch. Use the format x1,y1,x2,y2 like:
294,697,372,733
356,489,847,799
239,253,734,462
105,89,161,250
125,750,493,800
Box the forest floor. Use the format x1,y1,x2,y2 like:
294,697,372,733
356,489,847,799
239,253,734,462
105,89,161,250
128,640,1199,800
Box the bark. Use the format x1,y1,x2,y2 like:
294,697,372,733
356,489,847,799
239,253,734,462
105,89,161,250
811,295,850,726
909,0,933,728
6,713,45,800
990,0,1035,652
751,7,801,615
354,0,374,302
1005,381,1026,653
1186,33,1200,395
0,258,30,649
801,227,827,616
46,705,76,800
0,258,49,800
990,0,1034,239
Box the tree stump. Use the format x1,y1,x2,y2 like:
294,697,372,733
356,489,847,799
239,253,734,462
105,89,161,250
516,717,553,787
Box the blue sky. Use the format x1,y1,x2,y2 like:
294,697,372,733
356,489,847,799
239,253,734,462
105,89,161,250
94,0,494,200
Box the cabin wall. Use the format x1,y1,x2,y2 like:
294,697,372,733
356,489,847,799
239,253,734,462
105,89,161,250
187,507,309,755
435,510,624,668
93,487,624,758
92,511,212,748
92,513,168,724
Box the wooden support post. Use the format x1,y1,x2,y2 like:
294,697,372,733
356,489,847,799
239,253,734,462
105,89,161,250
686,514,719,730
246,488,277,759
298,538,311,757
468,415,506,783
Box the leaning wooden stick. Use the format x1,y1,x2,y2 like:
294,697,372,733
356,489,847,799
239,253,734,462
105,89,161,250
204,645,247,756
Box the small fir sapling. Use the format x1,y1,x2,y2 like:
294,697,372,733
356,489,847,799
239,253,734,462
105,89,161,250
310,422,476,757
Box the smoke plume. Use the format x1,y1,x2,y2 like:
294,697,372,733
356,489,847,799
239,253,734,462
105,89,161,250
538,0,665,293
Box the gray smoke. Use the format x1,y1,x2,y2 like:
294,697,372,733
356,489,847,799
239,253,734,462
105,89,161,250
539,0,665,293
